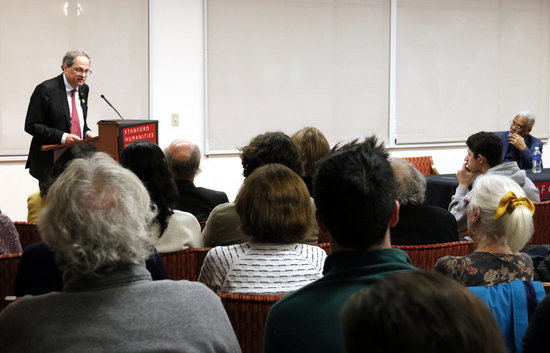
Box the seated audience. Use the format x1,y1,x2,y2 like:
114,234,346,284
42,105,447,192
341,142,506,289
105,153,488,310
390,158,458,245
523,293,550,353
120,140,201,253
341,271,507,353
0,214,22,254
165,139,229,221
291,127,330,195
263,137,416,353
202,131,318,247
495,111,543,170
199,164,326,294
0,153,240,352
436,174,535,286
27,142,96,222
449,131,539,232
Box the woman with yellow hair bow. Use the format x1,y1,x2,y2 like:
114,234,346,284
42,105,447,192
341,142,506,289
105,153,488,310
435,174,535,286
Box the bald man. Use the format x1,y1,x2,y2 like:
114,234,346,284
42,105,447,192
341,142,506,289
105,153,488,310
165,139,229,222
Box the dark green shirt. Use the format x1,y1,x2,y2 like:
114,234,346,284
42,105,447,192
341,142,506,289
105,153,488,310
263,248,416,353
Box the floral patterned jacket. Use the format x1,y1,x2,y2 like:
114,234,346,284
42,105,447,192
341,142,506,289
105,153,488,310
434,251,534,286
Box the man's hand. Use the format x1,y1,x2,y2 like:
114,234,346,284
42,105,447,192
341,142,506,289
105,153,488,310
508,133,527,151
456,162,475,189
65,134,82,144
86,131,98,138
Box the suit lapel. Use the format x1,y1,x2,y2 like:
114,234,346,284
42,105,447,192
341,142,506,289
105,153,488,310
55,74,71,126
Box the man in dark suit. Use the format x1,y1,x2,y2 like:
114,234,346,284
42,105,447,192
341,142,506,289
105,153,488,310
495,112,543,170
390,158,458,245
24,50,96,186
164,139,229,222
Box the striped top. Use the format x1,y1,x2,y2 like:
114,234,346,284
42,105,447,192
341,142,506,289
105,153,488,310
198,241,327,294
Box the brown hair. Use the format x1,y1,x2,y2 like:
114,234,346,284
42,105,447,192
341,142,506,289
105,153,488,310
236,163,312,243
291,127,330,176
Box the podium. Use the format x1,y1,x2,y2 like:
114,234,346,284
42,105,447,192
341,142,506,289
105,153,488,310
42,120,159,161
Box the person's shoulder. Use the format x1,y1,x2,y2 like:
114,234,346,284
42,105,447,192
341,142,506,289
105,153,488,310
196,186,228,199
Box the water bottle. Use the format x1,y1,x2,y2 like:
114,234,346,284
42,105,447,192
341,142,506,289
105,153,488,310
532,147,542,173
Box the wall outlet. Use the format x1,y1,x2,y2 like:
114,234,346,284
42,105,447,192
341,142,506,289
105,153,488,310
171,113,179,126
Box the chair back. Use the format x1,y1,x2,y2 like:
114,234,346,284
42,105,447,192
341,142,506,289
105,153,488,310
403,156,439,175
528,201,550,245
0,253,22,311
159,247,211,281
218,292,284,353
317,242,331,255
13,222,41,249
392,241,474,270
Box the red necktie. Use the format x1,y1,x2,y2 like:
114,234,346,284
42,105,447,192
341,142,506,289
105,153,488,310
71,89,82,138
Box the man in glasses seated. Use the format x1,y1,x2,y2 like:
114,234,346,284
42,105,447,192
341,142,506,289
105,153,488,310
24,50,96,188
495,112,543,170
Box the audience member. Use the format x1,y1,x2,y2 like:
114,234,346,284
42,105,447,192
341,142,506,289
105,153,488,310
390,158,458,245
436,174,535,286
27,142,96,222
165,139,229,221
0,214,22,254
263,137,416,353
120,140,201,253
341,271,507,353
495,112,543,170
0,153,240,352
199,164,326,294
449,131,539,232
291,127,330,194
523,293,550,353
202,131,318,247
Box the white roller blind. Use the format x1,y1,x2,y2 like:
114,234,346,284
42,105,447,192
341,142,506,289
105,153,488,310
206,0,391,152
395,0,550,144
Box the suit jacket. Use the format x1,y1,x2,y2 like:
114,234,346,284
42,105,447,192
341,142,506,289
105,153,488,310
173,180,229,222
390,204,458,245
495,131,543,170
24,74,90,182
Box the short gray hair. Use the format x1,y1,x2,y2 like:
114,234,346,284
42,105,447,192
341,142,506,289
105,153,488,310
39,152,155,276
517,111,536,129
469,174,533,252
390,158,426,205
61,50,90,70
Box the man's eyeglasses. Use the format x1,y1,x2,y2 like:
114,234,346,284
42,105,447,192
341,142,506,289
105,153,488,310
510,120,527,131
73,67,92,76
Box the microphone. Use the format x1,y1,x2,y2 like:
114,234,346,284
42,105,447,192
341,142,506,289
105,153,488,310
100,94,125,120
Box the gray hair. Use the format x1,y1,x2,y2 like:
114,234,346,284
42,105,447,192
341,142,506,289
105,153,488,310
469,174,533,252
517,111,536,129
390,158,426,205
164,143,201,180
61,50,90,70
39,152,156,276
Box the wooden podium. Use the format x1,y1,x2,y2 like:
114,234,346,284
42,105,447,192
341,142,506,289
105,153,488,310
42,120,159,161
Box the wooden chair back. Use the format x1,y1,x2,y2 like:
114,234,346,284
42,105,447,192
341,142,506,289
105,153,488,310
0,253,22,311
392,241,474,270
13,221,41,249
218,292,284,353
159,247,211,281
403,156,439,175
528,201,550,245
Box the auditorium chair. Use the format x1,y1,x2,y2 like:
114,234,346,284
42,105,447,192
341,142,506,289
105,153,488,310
218,292,284,353
0,253,22,311
392,241,474,270
403,156,439,175
13,221,41,249
528,200,550,245
159,247,211,281
317,242,331,255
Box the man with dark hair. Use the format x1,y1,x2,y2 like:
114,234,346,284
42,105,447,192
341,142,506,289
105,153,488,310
495,112,543,170
202,131,318,246
263,136,416,353
449,131,539,232
165,139,228,222
25,50,96,187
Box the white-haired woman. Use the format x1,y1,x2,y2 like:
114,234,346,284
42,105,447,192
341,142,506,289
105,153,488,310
435,174,535,286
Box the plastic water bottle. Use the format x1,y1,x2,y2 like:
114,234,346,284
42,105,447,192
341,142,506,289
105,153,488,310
532,147,542,173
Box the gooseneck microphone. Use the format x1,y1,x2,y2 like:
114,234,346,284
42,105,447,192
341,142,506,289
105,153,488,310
100,94,125,120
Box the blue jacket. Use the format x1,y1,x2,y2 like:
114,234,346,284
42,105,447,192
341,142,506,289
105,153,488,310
495,131,543,170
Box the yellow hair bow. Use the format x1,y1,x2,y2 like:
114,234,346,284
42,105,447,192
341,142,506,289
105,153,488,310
494,191,535,220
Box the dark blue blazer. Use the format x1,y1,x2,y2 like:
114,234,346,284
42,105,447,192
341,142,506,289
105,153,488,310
495,131,543,170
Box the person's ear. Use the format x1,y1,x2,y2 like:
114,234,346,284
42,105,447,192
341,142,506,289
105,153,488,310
389,200,400,227
470,206,481,224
